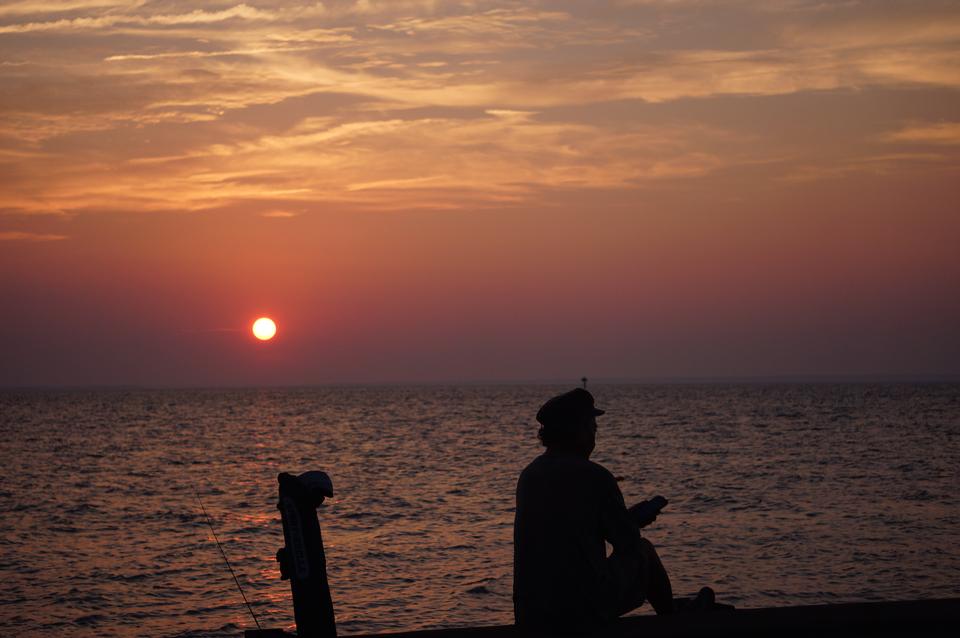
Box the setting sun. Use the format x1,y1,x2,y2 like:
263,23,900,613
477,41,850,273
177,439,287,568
252,317,277,341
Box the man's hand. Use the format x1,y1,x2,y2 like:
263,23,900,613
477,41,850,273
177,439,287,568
628,496,668,528
630,500,658,528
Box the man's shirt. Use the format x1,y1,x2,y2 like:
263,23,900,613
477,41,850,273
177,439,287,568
513,450,642,630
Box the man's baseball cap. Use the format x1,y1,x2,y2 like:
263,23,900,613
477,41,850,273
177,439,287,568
536,388,605,429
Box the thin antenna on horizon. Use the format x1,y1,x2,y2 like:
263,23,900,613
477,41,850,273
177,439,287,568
193,488,263,631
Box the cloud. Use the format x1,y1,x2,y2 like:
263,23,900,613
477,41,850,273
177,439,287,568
1,0,959,213
782,151,952,183
0,4,280,34
881,122,960,146
0,102,752,216
782,9,960,50
0,1,137,18
372,7,571,39
103,44,329,62
346,175,449,191
0,230,67,241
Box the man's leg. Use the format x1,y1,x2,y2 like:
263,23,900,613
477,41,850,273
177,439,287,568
638,537,674,615
610,536,675,617
616,538,729,617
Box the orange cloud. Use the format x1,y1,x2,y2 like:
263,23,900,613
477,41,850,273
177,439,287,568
882,122,960,146
0,230,67,241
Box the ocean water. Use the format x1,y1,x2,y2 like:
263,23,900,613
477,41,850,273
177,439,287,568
1,384,958,637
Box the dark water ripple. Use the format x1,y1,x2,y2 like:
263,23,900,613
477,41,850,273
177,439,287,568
1,384,959,636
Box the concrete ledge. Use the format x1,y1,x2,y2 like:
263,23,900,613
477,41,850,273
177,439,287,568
247,598,960,637
347,598,960,638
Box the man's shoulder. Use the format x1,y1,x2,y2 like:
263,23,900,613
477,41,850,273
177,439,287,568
520,453,617,485
581,458,619,487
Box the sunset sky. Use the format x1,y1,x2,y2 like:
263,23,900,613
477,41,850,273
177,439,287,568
1,0,959,386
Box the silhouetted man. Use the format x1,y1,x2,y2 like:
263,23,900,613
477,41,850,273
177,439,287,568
513,389,681,631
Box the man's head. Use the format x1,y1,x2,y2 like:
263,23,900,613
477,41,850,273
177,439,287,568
535,388,605,458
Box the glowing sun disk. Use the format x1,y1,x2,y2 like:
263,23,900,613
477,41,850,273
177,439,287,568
252,317,277,341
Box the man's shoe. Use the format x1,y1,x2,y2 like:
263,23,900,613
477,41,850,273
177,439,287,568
674,587,734,612
693,587,716,609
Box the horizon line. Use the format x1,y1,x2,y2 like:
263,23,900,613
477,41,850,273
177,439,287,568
3,373,960,391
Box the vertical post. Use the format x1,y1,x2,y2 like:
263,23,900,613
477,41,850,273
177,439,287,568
276,471,337,638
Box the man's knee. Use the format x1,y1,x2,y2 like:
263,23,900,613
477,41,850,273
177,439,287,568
638,537,666,573
638,536,656,556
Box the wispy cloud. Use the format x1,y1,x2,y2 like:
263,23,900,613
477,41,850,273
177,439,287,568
0,230,67,241
0,4,280,34
882,122,960,146
0,1,137,18
103,44,331,62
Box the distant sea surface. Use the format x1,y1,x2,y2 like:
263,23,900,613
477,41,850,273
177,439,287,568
1,385,958,637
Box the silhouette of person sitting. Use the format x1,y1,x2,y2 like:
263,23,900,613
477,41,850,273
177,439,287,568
513,388,683,631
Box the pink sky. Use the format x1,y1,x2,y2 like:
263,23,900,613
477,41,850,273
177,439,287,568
1,1,959,385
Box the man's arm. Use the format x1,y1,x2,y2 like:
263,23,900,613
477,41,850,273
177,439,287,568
597,470,643,554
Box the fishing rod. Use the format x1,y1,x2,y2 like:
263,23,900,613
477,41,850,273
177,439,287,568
193,487,263,631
